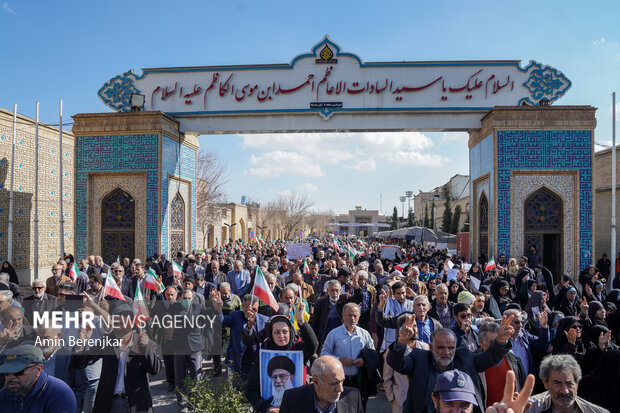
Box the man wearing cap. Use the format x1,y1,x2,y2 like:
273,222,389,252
432,369,478,413
186,257,206,279
0,344,76,412
267,355,296,406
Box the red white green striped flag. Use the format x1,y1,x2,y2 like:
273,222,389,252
394,260,412,272
172,261,183,282
67,262,79,282
485,257,496,272
251,267,279,311
144,268,160,292
303,258,310,274
133,285,150,324
103,275,126,301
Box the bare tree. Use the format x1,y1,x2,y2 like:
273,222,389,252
264,191,314,240
305,209,335,235
196,149,230,248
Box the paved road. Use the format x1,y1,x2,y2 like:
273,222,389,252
151,359,391,413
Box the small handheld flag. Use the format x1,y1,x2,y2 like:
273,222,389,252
103,275,127,301
251,267,279,312
485,258,496,272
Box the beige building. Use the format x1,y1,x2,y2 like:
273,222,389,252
0,108,75,283
334,207,388,237
413,174,470,233
197,202,265,249
594,146,620,259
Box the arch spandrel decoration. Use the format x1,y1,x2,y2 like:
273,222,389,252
170,192,185,257
478,192,489,259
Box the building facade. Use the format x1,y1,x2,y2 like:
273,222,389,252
334,207,388,237
593,146,620,260
0,108,75,283
413,174,470,232
469,106,596,280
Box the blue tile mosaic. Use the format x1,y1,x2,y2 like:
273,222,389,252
496,130,592,270
161,136,196,256
75,134,159,259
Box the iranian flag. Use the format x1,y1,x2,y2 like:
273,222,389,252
144,268,160,292
67,262,79,282
485,257,496,272
346,241,356,259
172,261,183,281
251,267,279,311
103,275,127,301
115,256,120,265
133,286,150,324
394,260,412,272
332,239,339,250
303,258,310,274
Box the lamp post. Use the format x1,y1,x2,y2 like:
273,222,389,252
399,196,406,228
223,222,237,243
433,194,440,231
405,190,413,225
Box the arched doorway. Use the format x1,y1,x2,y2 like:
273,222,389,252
478,192,489,262
101,188,135,263
170,192,185,258
239,218,246,242
524,187,563,282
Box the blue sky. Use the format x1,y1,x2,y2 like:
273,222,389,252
1,0,619,214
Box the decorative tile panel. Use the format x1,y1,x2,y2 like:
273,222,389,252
75,134,158,260
161,136,196,256
511,174,575,275
496,130,592,271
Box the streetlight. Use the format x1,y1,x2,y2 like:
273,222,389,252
433,194,440,231
399,196,406,228
223,222,237,242
405,190,413,224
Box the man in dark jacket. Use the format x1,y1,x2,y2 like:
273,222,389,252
71,305,161,413
22,279,57,325
311,279,363,345
280,355,364,413
387,314,515,413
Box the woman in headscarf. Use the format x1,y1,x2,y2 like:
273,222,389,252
447,279,463,304
1,261,18,284
518,279,537,309
578,349,620,413
551,316,587,362
479,285,501,319
245,302,318,413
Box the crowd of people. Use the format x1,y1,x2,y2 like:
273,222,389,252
0,238,619,413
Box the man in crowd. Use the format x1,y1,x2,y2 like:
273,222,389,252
304,261,329,298
312,279,363,345
227,260,251,296
387,315,515,413
476,321,525,408
0,344,76,412
46,263,72,297
429,283,454,328
279,355,364,413
22,279,57,325
452,303,479,352
527,355,609,413
321,303,375,406
504,308,549,376
431,369,478,413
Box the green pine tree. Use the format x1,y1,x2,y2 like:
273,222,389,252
407,207,414,227
450,204,462,234
390,206,399,230
423,204,430,228
441,185,453,233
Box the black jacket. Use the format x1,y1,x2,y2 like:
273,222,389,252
280,385,363,413
387,339,511,413
311,288,363,344
71,332,161,413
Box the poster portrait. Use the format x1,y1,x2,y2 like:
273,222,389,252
259,349,304,407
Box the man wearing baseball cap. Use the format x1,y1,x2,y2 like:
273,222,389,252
431,369,478,413
0,344,76,412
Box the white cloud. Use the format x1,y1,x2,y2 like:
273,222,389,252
3,3,16,14
296,182,319,192
610,102,620,117
245,150,323,178
439,132,469,144
238,131,448,177
344,158,376,171
593,37,619,49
